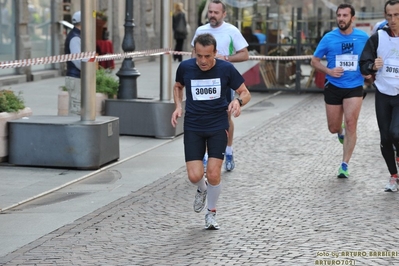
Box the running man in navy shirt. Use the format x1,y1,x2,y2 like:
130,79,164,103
171,33,251,230
311,3,371,178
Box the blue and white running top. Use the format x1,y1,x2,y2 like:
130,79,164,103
313,28,369,89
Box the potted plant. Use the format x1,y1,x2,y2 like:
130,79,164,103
0,89,32,161
57,85,69,116
58,69,118,116
95,68,119,115
96,68,118,98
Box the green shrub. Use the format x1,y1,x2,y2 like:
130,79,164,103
96,68,119,98
0,90,25,113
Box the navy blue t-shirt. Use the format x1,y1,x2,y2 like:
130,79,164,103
175,58,244,131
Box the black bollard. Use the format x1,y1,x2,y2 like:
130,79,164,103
116,0,140,99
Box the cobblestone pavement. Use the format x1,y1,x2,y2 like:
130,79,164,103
1,92,399,266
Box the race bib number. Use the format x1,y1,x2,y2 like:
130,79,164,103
336,54,358,71
191,78,221,101
382,59,399,78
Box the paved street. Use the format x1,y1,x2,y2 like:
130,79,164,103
1,80,398,265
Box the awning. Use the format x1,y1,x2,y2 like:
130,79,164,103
224,0,256,8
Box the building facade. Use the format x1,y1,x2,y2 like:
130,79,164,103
0,0,386,87
0,0,200,87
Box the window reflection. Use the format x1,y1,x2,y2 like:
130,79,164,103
0,0,14,75
29,1,52,71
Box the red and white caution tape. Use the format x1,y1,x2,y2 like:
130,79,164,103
0,48,313,69
168,51,313,61
0,52,97,69
96,48,172,61
248,54,313,61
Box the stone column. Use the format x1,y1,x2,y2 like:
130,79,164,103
145,0,156,61
15,0,31,77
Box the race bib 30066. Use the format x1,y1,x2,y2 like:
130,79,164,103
191,78,221,101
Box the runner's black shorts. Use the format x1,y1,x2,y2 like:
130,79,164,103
324,82,364,105
184,129,228,162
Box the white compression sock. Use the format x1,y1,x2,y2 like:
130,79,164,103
225,146,233,155
194,176,207,192
207,182,221,211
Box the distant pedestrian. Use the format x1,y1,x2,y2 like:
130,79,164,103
311,3,370,178
254,28,266,44
64,11,82,115
171,33,251,229
359,0,399,192
242,26,260,53
172,2,188,62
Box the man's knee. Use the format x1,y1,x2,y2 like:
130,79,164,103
328,124,340,134
206,172,221,186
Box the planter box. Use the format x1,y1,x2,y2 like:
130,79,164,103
58,91,108,116
0,107,32,162
8,115,119,169
105,99,184,138
57,90,69,116
95,93,108,116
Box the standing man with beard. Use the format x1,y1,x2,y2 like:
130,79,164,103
191,0,249,173
311,4,370,178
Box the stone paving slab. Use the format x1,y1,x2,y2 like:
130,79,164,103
1,92,399,266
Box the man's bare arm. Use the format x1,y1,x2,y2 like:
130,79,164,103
226,48,249,62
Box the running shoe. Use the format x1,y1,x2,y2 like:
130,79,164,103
337,134,344,144
337,163,349,178
384,176,398,192
225,154,235,171
337,122,345,144
205,210,220,230
193,187,207,213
